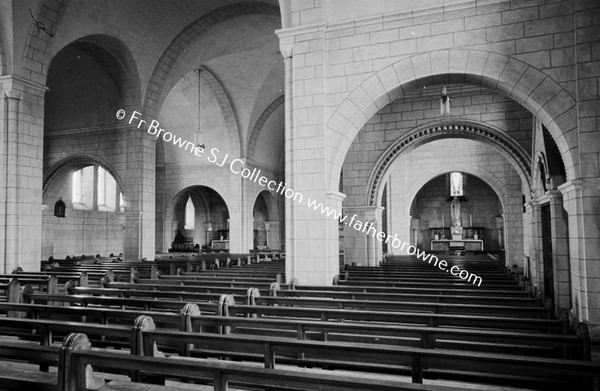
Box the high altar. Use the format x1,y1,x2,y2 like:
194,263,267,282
430,196,484,251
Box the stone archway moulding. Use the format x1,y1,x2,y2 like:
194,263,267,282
366,120,531,206
42,154,125,195
327,49,578,191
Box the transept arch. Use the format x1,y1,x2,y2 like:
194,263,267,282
328,49,578,191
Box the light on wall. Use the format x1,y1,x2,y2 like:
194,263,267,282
440,86,450,115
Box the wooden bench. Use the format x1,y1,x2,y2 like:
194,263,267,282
63,333,445,391
26,292,221,314
277,286,541,307
0,340,59,390
228,303,568,333
252,295,550,318
137,319,600,390
0,302,200,331
190,313,588,359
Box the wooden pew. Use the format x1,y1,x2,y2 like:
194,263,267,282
189,314,588,359
227,303,568,333
277,286,541,307
0,302,200,331
138,322,600,390
251,295,550,318
25,292,221,314
63,333,445,391
0,340,59,390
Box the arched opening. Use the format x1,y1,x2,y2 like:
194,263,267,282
169,186,230,252
252,190,282,251
43,36,142,259
42,161,125,259
409,173,504,253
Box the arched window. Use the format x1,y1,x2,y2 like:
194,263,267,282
450,172,463,197
72,166,94,210
184,197,195,229
98,166,117,211
71,165,120,212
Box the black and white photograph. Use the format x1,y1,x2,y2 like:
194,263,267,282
0,0,599,389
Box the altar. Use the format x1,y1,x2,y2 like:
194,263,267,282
431,239,484,251
429,226,484,252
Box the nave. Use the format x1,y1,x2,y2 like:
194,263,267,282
0,253,597,390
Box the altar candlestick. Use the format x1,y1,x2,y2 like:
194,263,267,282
470,214,472,227
442,215,444,227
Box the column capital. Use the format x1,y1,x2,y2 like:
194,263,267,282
326,190,346,204
558,179,582,197
343,205,384,221
0,75,48,95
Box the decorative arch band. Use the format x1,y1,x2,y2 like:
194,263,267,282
43,154,125,195
366,121,532,206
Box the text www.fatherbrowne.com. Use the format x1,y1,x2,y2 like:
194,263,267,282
118,109,483,287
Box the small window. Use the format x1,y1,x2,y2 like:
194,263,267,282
97,166,117,212
119,192,125,212
450,172,463,197
72,166,94,210
184,197,195,229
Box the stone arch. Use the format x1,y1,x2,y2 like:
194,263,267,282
254,189,280,222
165,185,230,249
368,120,531,207
199,66,242,156
42,154,125,196
142,2,280,119
247,95,284,160
47,34,142,112
328,49,578,191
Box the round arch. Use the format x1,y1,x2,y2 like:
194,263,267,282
164,185,230,250
43,154,125,196
46,34,142,111
327,49,578,191
368,120,531,207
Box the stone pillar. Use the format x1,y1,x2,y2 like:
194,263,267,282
527,198,542,294
343,205,383,267
495,216,504,251
410,218,420,248
0,76,46,272
559,180,592,331
123,127,155,261
546,190,571,312
265,221,281,250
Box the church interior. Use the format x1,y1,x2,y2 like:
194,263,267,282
1,0,600,389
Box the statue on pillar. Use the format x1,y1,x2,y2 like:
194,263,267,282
450,196,461,227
